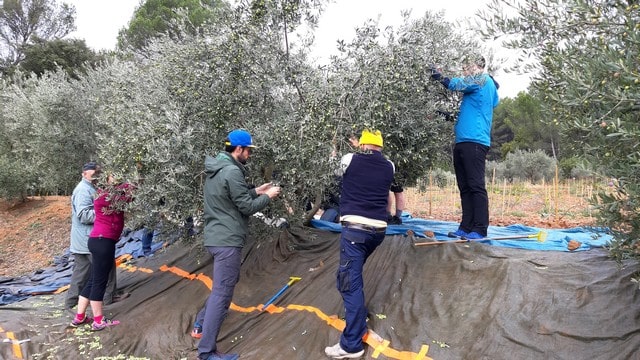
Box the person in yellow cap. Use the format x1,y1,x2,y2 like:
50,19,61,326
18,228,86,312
346,133,406,225
325,129,395,359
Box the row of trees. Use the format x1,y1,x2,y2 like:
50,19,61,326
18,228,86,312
0,0,80,75
1,0,638,265
0,0,221,78
0,0,478,229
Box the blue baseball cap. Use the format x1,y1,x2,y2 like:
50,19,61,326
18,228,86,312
225,129,256,147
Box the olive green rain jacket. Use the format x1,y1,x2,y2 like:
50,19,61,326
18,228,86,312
202,152,271,247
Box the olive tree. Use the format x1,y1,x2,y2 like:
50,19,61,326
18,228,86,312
0,68,105,198
93,1,326,231
0,1,488,238
92,3,481,232
317,12,480,186
478,0,640,262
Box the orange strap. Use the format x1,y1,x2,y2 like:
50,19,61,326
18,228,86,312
50,262,432,360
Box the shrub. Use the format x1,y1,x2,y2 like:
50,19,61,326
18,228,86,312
503,149,555,184
425,168,455,188
485,160,506,183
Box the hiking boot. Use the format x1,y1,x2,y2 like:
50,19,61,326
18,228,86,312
205,351,239,360
91,318,120,331
447,229,467,238
324,343,365,359
70,315,92,327
191,324,203,339
462,232,484,240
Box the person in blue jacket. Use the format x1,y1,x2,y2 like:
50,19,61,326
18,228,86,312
431,55,500,240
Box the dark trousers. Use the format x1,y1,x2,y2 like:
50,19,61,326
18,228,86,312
80,237,116,301
141,228,154,255
453,142,489,236
337,227,385,353
66,252,117,308
198,246,242,359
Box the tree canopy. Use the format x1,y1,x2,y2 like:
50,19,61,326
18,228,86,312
478,0,640,260
18,37,103,79
117,0,224,50
490,92,560,160
0,0,75,72
0,2,486,231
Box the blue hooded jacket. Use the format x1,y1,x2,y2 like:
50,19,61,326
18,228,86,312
448,73,499,147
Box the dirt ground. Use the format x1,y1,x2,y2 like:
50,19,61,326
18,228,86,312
0,196,71,277
0,183,597,278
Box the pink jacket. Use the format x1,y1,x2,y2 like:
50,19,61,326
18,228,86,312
90,183,134,240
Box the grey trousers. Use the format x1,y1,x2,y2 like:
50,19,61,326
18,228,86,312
65,253,117,308
198,246,242,359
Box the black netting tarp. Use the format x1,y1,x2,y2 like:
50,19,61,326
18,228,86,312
1,227,639,360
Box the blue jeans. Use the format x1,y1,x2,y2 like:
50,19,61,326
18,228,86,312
198,246,242,359
320,207,340,223
337,227,385,353
453,142,489,236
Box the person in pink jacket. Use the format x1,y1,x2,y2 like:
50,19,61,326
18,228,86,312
70,174,133,331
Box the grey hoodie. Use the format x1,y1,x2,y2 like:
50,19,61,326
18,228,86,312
203,152,271,247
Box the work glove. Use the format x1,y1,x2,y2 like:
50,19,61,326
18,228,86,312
387,214,402,225
429,65,450,87
430,65,442,80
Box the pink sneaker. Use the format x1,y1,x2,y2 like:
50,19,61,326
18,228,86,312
70,315,92,327
91,318,120,331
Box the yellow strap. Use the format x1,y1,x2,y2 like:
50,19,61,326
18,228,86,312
7,331,23,359
115,254,132,266
54,284,70,294
372,339,390,358
415,345,430,360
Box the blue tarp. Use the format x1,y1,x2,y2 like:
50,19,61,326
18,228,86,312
310,213,612,252
115,228,166,259
0,228,165,306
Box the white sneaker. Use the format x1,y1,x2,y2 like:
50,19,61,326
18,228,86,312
324,343,365,359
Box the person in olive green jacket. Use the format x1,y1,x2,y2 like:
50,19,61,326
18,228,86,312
197,129,281,360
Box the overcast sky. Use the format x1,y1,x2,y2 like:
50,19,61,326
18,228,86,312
65,0,529,97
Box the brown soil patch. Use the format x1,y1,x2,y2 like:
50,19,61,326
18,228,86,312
0,196,70,277
403,183,597,230
0,183,597,277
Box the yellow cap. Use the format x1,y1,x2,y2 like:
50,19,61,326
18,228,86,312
359,129,383,147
